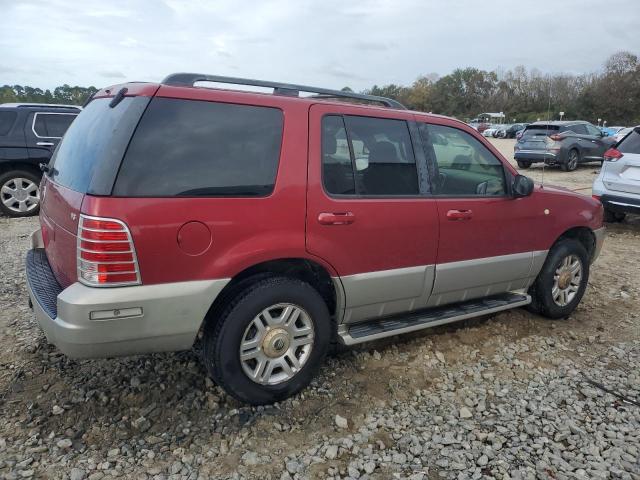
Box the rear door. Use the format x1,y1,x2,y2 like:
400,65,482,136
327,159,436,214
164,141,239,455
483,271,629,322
306,103,439,324
603,127,640,195
583,123,611,160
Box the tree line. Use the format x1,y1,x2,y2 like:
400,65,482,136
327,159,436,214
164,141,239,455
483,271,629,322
1,51,638,125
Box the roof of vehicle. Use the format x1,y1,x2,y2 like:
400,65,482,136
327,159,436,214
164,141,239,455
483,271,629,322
0,103,82,111
529,120,590,126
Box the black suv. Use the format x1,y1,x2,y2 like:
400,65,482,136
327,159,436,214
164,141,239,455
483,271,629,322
0,103,80,217
514,121,616,171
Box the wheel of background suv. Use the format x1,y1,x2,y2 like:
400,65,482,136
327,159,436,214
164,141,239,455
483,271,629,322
516,160,531,169
604,208,626,223
203,276,332,405
561,149,579,172
0,170,41,217
527,239,589,319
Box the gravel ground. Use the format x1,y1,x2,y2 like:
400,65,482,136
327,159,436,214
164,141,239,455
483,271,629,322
1,139,639,479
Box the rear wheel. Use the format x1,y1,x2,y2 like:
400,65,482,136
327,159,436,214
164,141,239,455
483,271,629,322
561,149,579,172
528,239,589,319
203,276,332,405
604,208,626,223
0,170,41,217
516,160,531,169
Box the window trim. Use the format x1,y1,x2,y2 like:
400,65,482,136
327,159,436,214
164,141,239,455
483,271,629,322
32,112,78,139
417,121,510,199
320,113,426,200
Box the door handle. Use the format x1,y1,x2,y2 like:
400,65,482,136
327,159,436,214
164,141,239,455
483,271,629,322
36,141,54,147
318,212,355,225
446,209,473,221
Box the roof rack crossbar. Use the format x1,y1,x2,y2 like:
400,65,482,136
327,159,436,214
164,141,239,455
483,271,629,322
161,73,406,110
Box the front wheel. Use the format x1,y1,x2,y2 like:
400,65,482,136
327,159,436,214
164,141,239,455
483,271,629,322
203,277,332,405
527,239,589,319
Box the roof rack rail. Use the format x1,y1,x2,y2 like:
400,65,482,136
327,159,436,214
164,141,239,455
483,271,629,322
0,102,82,110
161,73,406,110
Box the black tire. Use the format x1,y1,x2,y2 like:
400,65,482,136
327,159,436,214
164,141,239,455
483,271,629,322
561,149,579,172
203,276,333,405
527,239,589,319
516,160,531,169
604,208,626,223
0,169,41,217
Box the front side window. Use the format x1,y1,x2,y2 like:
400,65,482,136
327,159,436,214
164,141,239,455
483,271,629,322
114,98,284,197
419,123,506,196
33,113,77,138
321,115,419,196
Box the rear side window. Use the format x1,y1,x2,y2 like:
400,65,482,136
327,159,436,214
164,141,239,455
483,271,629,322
0,111,17,135
566,124,587,135
618,128,640,154
114,98,283,197
321,114,418,196
33,113,76,138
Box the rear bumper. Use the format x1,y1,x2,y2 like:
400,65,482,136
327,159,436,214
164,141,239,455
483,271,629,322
592,227,606,263
26,230,229,358
514,150,562,164
599,194,640,215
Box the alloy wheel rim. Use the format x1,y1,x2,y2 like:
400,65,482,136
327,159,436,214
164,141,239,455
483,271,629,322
552,254,582,307
568,152,578,170
239,303,315,385
1,177,40,213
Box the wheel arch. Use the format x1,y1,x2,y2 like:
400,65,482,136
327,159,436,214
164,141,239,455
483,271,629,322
553,226,596,261
199,257,342,337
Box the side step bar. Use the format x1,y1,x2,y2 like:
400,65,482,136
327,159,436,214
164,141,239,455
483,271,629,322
338,292,531,345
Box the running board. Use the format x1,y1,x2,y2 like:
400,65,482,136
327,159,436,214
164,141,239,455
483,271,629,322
338,292,531,345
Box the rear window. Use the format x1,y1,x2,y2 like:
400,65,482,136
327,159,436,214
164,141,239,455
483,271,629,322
33,113,77,138
0,111,17,135
522,125,559,137
50,97,137,192
113,98,284,197
618,128,640,154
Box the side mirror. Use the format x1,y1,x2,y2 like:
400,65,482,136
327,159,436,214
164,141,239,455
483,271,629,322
512,174,534,198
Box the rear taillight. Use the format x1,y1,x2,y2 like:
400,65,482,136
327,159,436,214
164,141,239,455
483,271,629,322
603,148,623,162
77,215,141,287
549,134,564,141
592,195,601,202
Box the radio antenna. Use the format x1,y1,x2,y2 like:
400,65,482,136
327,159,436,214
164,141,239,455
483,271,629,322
541,75,552,189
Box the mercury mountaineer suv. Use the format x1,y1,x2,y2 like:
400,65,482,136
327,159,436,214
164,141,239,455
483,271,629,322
26,74,605,405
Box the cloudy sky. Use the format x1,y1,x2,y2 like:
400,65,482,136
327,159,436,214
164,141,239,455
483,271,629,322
1,0,639,91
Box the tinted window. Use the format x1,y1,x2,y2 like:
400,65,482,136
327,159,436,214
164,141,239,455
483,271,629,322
33,113,76,138
618,128,640,154
322,115,355,195
522,125,559,137
0,111,17,135
419,124,506,196
585,124,601,136
51,98,136,192
321,115,418,196
566,124,587,135
114,98,283,197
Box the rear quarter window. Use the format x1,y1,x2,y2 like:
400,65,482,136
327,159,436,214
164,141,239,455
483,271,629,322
33,113,77,138
618,129,640,154
113,98,284,197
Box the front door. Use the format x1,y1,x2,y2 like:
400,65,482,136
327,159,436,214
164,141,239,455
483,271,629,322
306,103,439,324
416,119,545,306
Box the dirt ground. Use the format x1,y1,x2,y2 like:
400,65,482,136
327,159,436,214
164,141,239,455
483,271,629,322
0,139,638,479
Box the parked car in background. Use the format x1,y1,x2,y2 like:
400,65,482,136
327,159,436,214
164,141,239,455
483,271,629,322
25,73,604,405
514,121,616,171
612,126,633,142
0,103,80,217
482,126,498,137
593,126,640,222
498,123,528,139
600,126,625,137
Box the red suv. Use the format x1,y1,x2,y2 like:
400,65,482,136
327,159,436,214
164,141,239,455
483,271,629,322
26,74,605,405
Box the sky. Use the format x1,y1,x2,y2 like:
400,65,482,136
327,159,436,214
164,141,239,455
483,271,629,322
1,0,639,91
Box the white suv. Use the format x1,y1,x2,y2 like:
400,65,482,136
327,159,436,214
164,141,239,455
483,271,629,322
593,126,640,222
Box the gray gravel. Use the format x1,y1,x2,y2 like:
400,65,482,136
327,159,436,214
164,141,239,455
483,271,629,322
1,215,639,480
